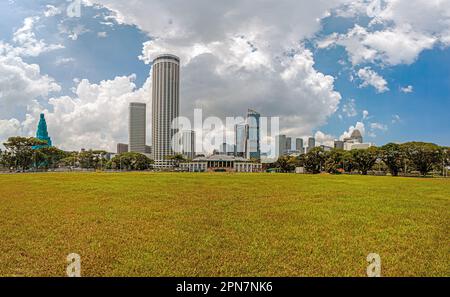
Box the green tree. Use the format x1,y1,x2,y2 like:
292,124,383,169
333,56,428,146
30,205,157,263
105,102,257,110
275,155,298,173
3,137,47,171
341,151,356,173
34,147,68,170
324,149,345,174
77,150,108,169
165,154,186,168
379,143,405,176
443,147,450,176
302,147,326,174
402,142,442,176
351,147,379,175
59,152,79,168
0,150,14,170
91,150,108,170
0,149,5,169
108,152,153,171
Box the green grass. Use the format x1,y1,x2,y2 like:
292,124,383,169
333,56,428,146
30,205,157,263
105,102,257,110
0,172,449,277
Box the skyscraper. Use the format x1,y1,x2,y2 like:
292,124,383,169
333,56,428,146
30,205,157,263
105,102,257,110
129,102,146,154
247,109,261,159
34,113,52,149
275,135,287,158
152,54,180,167
307,137,316,153
286,137,292,152
235,123,248,158
296,138,304,153
182,130,196,160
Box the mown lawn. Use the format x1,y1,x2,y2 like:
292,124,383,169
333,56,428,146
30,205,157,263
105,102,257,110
0,172,448,277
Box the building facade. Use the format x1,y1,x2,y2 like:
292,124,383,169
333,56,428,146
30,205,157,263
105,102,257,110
286,137,292,152
182,130,196,160
296,138,304,154
334,140,344,150
152,54,180,167
307,137,316,153
275,135,287,158
129,102,146,153
117,143,129,154
341,129,373,151
235,123,248,158
180,155,263,173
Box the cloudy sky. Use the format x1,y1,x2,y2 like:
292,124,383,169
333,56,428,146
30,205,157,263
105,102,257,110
0,0,449,152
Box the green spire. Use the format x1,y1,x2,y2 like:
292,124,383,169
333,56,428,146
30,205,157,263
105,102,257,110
35,113,52,148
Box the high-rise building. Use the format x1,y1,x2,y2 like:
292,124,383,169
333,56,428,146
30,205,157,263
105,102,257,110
275,135,287,158
307,137,316,153
182,130,196,160
152,54,180,167
34,113,52,149
117,143,129,154
286,137,292,151
129,102,146,154
247,109,261,160
235,123,248,158
296,138,304,154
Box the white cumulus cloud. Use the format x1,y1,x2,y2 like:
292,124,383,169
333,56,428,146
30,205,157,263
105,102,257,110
357,67,389,93
400,85,414,93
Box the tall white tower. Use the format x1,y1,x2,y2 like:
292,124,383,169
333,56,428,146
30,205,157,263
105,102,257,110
129,102,146,154
152,54,180,167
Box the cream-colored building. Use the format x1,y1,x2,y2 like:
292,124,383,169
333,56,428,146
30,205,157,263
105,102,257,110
342,129,374,151
180,155,263,173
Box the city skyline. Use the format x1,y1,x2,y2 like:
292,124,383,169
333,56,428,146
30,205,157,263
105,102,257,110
0,1,449,153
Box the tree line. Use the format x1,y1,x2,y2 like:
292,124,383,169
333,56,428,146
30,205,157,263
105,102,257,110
0,137,153,172
274,142,449,177
1,137,449,176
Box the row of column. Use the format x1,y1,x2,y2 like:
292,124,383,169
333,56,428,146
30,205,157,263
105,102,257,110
207,161,234,168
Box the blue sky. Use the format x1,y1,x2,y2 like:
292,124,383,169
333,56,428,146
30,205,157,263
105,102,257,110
0,0,449,151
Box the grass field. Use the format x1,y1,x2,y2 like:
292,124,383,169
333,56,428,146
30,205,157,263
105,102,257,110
0,172,448,277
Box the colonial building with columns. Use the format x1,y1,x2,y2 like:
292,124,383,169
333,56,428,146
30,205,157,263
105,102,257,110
180,155,263,173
